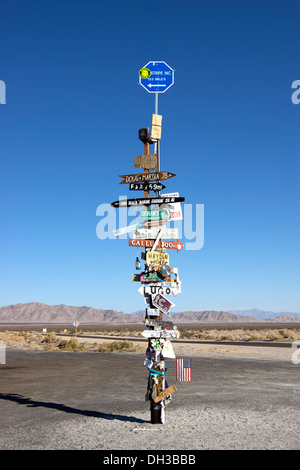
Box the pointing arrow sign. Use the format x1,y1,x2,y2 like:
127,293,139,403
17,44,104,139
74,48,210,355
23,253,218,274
148,83,166,88
129,238,184,252
111,196,185,208
119,171,176,184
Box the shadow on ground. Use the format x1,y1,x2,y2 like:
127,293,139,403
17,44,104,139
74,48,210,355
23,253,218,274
0,393,147,424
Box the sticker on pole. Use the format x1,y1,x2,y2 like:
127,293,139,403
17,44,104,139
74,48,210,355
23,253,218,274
139,68,151,78
139,61,174,93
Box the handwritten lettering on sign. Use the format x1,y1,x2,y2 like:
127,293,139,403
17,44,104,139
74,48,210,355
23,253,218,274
119,171,176,184
133,228,179,240
146,251,169,267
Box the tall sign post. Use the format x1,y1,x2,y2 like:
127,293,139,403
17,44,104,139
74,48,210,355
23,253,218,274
112,61,183,424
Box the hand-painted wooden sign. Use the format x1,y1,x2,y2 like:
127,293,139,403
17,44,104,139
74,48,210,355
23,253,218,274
146,251,169,267
134,154,157,170
133,227,179,240
154,385,177,403
129,182,166,191
141,209,170,221
119,171,176,185
111,196,184,208
129,238,155,248
151,293,175,316
129,238,184,252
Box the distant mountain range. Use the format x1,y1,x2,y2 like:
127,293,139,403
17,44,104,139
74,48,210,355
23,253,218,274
0,303,299,324
227,308,300,320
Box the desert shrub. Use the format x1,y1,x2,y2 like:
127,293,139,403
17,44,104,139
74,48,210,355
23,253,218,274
58,339,68,348
249,333,263,341
97,340,134,352
58,339,83,351
110,340,134,351
44,332,57,343
265,331,282,341
202,333,217,340
220,334,235,341
278,329,298,339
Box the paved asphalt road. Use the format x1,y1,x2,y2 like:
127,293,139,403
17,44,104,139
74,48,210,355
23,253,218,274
0,348,299,453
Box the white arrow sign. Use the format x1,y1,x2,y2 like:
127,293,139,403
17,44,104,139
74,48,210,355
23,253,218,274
141,329,179,339
148,83,166,88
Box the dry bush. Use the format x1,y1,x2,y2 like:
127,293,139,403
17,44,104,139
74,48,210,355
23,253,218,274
58,339,85,352
97,340,138,353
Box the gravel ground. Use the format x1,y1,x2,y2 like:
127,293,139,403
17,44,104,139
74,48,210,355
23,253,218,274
0,343,299,451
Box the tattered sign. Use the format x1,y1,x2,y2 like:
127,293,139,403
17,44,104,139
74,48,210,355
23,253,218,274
154,384,177,403
113,223,144,237
134,154,157,170
132,227,179,240
151,293,175,316
141,329,178,339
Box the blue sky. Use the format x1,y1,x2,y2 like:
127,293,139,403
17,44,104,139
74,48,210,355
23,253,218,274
0,0,299,314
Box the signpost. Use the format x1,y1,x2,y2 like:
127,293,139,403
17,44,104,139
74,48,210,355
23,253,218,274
110,60,190,425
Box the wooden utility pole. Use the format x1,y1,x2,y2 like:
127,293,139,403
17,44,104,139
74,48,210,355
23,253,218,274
113,120,180,425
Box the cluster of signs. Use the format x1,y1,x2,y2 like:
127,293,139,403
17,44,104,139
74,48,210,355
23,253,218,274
111,127,184,321
113,184,184,318
111,61,188,423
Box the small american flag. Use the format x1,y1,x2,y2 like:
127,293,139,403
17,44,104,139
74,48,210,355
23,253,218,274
176,359,192,381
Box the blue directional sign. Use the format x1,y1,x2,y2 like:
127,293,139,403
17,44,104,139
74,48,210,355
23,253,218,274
139,61,174,94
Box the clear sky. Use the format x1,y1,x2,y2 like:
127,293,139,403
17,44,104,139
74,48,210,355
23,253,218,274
0,0,299,314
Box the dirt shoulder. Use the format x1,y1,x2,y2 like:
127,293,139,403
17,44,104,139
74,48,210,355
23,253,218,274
0,329,296,362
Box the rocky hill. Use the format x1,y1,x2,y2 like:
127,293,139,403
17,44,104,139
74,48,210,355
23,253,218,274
172,310,258,323
0,302,299,324
0,302,141,324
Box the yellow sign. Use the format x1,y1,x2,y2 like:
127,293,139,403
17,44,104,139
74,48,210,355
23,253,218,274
139,68,151,78
146,251,169,267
